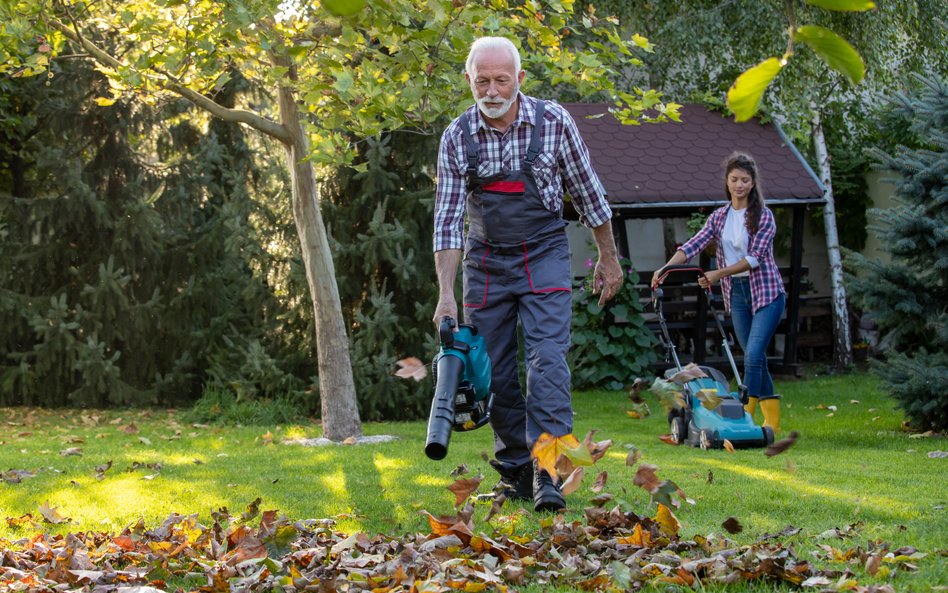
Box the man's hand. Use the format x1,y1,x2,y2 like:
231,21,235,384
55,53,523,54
432,297,458,328
592,254,623,306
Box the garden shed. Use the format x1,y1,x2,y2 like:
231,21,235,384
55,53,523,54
562,103,826,376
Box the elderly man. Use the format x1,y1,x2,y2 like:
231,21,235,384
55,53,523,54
432,36,622,512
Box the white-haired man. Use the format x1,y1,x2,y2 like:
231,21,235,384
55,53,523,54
432,36,622,512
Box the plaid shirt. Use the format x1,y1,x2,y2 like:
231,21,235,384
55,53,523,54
680,204,785,314
433,93,611,251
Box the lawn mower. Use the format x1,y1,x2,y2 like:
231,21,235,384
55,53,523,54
652,265,775,449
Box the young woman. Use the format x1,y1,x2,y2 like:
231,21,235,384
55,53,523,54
651,152,786,431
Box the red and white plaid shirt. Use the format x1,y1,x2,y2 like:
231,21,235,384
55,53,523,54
681,204,785,313
433,93,612,252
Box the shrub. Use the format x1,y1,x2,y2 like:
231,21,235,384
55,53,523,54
569,257,657,390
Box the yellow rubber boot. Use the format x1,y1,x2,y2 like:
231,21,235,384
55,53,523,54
744,396,759,417
759,397,781,433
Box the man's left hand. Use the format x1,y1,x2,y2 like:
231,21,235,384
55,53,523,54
592,255,623,306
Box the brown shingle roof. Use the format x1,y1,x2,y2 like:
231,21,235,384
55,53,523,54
562,103,824,213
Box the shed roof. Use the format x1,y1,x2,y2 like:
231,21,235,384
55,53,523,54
562,103,825,215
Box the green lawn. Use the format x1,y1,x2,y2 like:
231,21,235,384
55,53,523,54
1,371,946,590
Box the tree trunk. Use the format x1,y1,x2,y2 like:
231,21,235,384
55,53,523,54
276,83,362,441
809,103,853,369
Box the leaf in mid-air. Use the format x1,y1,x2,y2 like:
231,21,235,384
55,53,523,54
648,378,686,413
727,57,784,122
696,389,723,411
765,431,800,457
394,357,428,381
447,475,483,508
667,363,707,384
532,433,591,483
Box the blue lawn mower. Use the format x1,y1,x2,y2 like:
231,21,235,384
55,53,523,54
652,265,775,449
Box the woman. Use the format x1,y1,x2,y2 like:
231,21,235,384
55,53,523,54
651,152,786,431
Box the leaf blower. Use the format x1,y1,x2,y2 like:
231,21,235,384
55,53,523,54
424,317,494,461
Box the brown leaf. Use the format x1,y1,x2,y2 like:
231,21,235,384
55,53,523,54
39,501,69,524
394,356,428,381
626,401,651,419
450,464,469,478
447,475,483,507
241,497,262,522
625,446,641,467
628,377,649,403
560,466,585,496
667,363,708,384
485,493,506,522
120,423,139,434
765,431,800,457
59,447,83,457
721,517,743,534
581,430,613,462
696,389,723,411
707,470,714,484
591,470,608,493
722,439,735,453
658,434,678,445
632,463,662,493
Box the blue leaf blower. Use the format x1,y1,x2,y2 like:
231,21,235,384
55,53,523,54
424,317,494,461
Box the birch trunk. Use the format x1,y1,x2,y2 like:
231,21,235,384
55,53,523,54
810,103,853,369
275,65,362,441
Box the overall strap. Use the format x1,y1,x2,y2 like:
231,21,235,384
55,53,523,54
458,110,479,179
523,100,546,168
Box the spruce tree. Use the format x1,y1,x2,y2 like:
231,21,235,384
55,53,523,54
845,73,948,431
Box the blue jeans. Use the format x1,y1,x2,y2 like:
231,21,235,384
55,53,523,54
729,278,785,397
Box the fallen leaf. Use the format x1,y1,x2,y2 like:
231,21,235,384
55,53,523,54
626,401,651,418
721,517,743,534
343,436,358,445
658,434,678,445
138,436,152,446
707,470,714,485
120,423,139,434
59,447,83,457
447,475,483,507
654,503,680,537
765,431,800,457
394,357,428,381
261,431,274,445
38,501,69,524
928,451,948,458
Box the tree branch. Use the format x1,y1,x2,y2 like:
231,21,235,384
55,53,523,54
47,16,291,144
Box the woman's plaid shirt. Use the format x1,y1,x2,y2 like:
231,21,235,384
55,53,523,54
433,93,612,252
680,204,785,314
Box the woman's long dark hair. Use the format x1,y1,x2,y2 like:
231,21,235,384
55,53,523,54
724,152,764,234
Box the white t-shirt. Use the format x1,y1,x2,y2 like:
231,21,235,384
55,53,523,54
722,207,758,276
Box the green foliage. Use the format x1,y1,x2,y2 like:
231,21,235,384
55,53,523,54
846,73,948,430
0,59,306,408
183,387,306,425
321,132,440,421
569,258,657,391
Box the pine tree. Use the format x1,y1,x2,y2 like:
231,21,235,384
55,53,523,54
845,73,948,431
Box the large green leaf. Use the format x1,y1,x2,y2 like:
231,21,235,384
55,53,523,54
726,57,783,122
322,0,366,17
794,25,865,84
805,0,875,11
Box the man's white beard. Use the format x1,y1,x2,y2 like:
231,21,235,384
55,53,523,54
474,85,519,119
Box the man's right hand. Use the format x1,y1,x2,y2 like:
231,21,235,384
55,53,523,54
433,298,458,328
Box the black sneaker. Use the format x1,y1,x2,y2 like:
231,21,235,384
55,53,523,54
490,461,533,501
533,461,565,512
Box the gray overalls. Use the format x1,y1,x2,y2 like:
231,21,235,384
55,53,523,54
460,101,573,476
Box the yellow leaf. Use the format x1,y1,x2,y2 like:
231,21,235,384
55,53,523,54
654,503,681,537
723,439,735,453
531,433,589,481
696,389,723,411
94,97,116,107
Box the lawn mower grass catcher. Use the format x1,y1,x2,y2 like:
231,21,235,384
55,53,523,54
652,265,775,449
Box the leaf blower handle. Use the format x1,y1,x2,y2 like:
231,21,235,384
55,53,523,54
439,316,456,348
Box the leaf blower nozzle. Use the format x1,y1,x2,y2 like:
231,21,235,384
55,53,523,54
424,354,464,460
424,317,493,461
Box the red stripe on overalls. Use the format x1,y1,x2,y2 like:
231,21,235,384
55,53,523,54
482,181,525,194
463,246,491,309
523,242,572,293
